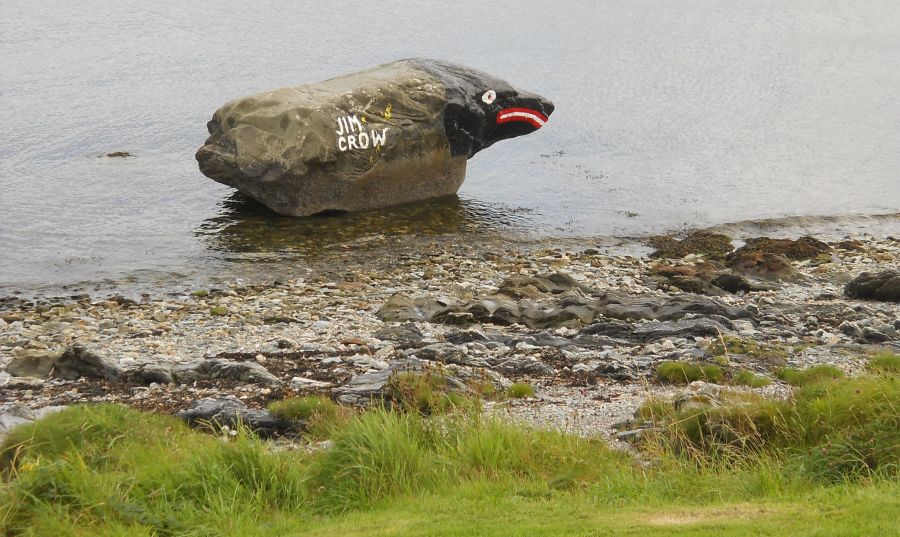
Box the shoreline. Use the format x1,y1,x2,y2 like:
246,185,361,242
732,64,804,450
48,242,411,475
2,210,899,301
1,227,899,442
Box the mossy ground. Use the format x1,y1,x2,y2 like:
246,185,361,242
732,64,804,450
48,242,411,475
707,336,789,365
1,361,898,536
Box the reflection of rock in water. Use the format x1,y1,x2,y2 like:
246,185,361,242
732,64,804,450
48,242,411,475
196,191,531,258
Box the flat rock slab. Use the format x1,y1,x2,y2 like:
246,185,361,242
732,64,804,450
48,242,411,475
6,345,121,380
377,273,756,329
127,358,280,386
581,318,732,342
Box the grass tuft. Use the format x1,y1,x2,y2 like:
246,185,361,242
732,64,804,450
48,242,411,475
386,371,476,415
868,352,900,373
656,361,724,384
775,364,844,386
506,383,535,399
731,369,773,388
267,395,350,439
639,374,899,481
708,336,789,365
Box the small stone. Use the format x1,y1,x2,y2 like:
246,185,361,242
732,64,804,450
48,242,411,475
290,377,332,390
732,319,757,335
374,345,395,359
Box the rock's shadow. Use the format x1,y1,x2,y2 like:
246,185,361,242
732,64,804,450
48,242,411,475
195,191,534,258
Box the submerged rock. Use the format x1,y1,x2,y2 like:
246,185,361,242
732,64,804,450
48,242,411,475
845,271,900,303
196,59,553,216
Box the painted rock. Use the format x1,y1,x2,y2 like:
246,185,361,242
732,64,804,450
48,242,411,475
195,59,554,216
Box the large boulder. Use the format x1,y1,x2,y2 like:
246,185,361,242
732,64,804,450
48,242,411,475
845,271,900,302
196,59,554,216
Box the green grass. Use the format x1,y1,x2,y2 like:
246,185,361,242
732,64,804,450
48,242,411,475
267,395,349,439
775,364,844,386
249,481,900,536
636,374,899,481
731,370,772,388
868,352,900,373
506,382,535,399
386,371,476,415
656,361,724,384
707,337,789,365
209,305,228,316
1,367,898,536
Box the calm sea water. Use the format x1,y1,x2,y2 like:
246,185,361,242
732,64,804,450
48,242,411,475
2,1,899,293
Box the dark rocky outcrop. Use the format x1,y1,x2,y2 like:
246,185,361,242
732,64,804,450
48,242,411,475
175,397,286,436
649,260,778,295
53,345,123,381
374,322,425,348
845,271,900,303
581,318,732,343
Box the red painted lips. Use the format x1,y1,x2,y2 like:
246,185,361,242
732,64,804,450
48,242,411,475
496,107,549,129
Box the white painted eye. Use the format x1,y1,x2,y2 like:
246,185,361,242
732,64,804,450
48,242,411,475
481,90,496,104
